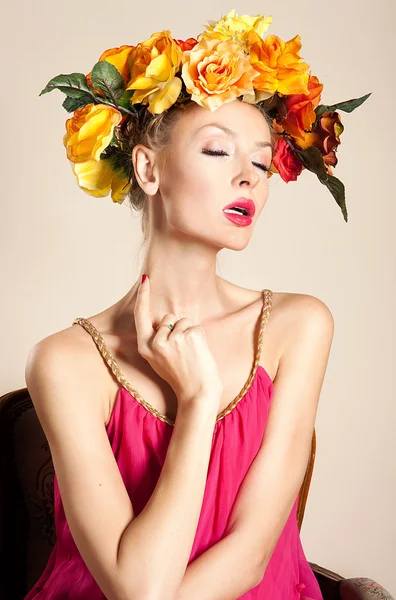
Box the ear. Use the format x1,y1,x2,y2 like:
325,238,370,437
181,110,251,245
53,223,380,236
132,144,160,196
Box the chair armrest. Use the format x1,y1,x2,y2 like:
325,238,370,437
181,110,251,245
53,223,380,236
309,563,395,600
339,578,395,600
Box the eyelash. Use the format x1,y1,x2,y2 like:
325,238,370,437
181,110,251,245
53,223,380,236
201,149,270,173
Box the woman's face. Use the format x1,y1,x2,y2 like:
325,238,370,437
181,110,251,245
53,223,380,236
148,99,273,250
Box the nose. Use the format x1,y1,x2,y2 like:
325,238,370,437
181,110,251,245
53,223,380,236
234,156,260,189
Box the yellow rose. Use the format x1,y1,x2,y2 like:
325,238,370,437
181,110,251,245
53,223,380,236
200,9,272,44
247,32,310,102
63,103,123,163
71,158,131,204
181,37,259,111
126,30,183,115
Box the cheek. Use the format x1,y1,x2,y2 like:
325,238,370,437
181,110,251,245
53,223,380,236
161,155,221,210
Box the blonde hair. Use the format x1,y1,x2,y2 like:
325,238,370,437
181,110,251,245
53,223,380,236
118,99,275,244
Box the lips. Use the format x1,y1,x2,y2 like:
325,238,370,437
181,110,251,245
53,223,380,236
222,197,256,217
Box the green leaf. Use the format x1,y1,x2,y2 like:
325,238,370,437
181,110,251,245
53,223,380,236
293,144,348,222
39,72,95,99
319,173,348,222
315,92,371,118
293,145,328,177
90,61,125,104
62,93,96,112
117,89,136,110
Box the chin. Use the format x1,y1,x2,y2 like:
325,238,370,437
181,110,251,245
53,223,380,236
222,234,252,252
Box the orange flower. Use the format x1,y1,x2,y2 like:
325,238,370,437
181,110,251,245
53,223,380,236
279,74,323,138
181,36,259,111
63,103,122,163
294,111,344,166
175,37,198,51
97,45,134,82
246,32,310,102
86,45,134,96
126,30,183,114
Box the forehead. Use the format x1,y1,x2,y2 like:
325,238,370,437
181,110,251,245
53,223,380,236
174,100,272,144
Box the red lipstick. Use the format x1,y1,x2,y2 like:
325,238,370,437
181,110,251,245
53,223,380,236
222,197,255,226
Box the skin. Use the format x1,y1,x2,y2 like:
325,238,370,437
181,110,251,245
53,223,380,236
72,98,286,424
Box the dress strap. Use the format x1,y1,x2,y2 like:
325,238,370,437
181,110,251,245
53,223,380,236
255,288,273,369
72,287,273,427
71,317,150,410
214,288,273,422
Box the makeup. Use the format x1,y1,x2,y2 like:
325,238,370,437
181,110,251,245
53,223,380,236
222,197,255,226
222,211,253,226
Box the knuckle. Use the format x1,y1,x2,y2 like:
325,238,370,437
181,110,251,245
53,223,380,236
178,316,193,324
164,313,177,321
137,342,148,357
152,337,166,352
186,325,203,337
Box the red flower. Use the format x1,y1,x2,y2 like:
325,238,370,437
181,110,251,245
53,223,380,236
272,137,303,182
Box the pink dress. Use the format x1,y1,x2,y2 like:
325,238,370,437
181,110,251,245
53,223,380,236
25,289,323,600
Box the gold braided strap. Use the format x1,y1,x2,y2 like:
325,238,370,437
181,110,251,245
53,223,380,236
72,317,173,425
72,287,273,427
215,288,273,422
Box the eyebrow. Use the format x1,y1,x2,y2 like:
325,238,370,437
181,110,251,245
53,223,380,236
193,123,274,153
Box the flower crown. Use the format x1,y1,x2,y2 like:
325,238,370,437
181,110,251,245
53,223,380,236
40,9,370,222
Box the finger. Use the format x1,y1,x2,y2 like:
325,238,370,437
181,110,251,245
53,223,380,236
170,316,193,332
154,313,178,342
134,274,153,344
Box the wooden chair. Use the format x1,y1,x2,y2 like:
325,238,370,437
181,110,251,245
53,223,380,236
0,388,393,600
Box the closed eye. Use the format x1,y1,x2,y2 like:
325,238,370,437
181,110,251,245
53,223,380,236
201,149,270,173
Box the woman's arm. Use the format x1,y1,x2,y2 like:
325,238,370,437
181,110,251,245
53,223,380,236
175,294,334,600
25,332,220,600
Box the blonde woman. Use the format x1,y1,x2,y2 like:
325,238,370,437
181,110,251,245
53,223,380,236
23,11,364,599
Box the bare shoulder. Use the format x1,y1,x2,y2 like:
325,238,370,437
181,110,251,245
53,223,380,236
273,291,334,326
287,291,333,331
26,323,101,377
259,291,335,418
274,291,334,381
25,324,109,425
268,290,334,358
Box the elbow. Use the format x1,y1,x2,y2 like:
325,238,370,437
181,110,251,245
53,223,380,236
115,547,175,600
129,591,171,600
114,572,169,600
108,588,163,600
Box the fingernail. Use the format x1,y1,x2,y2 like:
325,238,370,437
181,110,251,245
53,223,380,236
141,273,147,284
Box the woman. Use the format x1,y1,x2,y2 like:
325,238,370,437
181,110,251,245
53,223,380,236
24,11,347,600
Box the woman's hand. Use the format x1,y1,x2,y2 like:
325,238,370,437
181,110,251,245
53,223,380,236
134,275,223,411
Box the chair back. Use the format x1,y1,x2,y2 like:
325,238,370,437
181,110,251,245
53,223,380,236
0,388,55,599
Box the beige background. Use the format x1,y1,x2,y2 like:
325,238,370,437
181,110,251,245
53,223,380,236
1,0,395,594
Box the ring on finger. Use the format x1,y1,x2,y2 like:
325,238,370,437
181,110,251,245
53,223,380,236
155,323,174,332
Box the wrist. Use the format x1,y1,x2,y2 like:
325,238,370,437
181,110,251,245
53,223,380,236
176,395,219,422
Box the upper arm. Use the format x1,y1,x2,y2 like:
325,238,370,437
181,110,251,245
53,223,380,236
223,294,334,571
25,332,137,600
